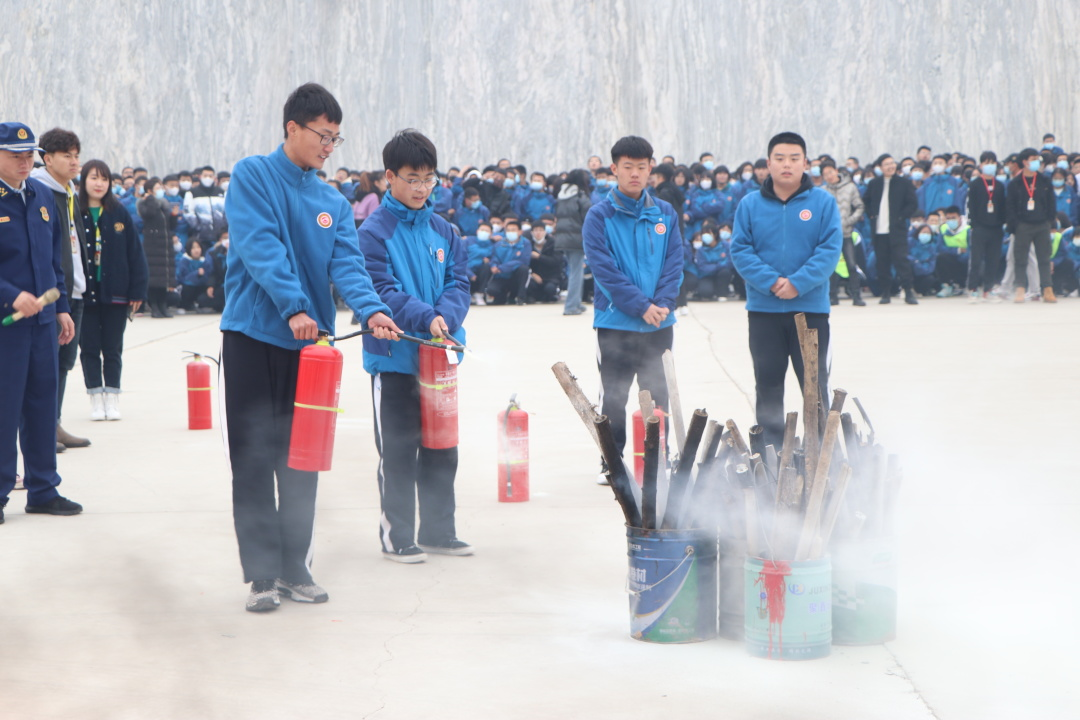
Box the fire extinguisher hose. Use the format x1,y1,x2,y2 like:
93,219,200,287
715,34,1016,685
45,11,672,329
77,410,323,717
328,329,466,353
502,394,518,498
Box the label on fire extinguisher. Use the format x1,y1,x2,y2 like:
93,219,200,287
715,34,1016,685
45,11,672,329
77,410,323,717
434,369,457,414
446,348,459,365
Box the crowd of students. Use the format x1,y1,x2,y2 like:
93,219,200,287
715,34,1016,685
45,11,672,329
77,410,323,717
105,130,1080,321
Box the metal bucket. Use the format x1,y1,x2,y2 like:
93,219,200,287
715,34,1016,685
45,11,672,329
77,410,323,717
744,556,831,660
831,537,897,645
717,538,747,640
626,526,718,643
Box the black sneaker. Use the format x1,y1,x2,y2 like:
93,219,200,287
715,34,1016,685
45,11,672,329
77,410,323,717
0,499,6,525
25,495,83,516
246,579,280,612
275,578,329,603
382,545,428,564
418,539,474,556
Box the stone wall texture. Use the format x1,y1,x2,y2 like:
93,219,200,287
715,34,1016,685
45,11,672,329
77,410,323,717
3,0,1078,174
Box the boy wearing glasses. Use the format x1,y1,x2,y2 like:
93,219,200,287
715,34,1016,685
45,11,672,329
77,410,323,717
221,84,400,612
359,129,472,563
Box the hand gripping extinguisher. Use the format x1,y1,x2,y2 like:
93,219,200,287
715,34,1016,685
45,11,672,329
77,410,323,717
288,333,344,472
498,394,529,502
183,352,218,430
418,339,458,449
632,407,666,487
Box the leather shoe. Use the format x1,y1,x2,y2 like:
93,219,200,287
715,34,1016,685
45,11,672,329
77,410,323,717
25,495,83,516
56,442,66,453
57,424,91,448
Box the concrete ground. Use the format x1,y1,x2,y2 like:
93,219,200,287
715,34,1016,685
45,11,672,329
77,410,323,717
1,295,1076,720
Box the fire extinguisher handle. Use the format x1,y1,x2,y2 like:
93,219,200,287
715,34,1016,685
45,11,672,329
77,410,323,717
182,350,219,366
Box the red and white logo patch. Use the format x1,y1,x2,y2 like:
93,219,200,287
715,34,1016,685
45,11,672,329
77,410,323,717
317,212,332,228
799,209,812,221
655,223,667,234
436,248,445,263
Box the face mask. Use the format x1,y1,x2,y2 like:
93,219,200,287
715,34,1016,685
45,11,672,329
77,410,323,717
112,186,123,195
703,160,715,171
220,181,229,192
981,164,996,176
1028,160,1042,172
153,188,165,199
1043,143,1054,150
852,174,862,185
173,241,183,252
522,224,532,232
1057,160,1069,170
492,224,503,233
503,178,515,189
809,166,821,178
946,219,959,231
692,240,703,249
165,186,179,197
846,164,857,173
544,225,554,234
1073,236,1080,247
484,177,495,184
720,230,732,241
1052,179,1065,188
910,170,924,182
200,176,214,187
931,165,945,175
179,180,192,191
996,174,1008,183
701,233,715,245
699,179,713,190
741,171,753,182
918,233,932,244
506,231,519,242
476,230,491,241
900,166,911,176
530,181,544,191
874,167,883,177
470,199,481,209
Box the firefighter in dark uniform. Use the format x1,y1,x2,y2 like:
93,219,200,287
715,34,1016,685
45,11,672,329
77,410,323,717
0,122,82,523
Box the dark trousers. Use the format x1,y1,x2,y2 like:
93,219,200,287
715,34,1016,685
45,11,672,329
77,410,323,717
748,311,830,449
488,266,528,305
913,273,939,295
1053,258,1078,296
79,303,129,390
687,269,733,300
58,299,84,420
180,284,210,310
526,276,559,303
936,253,968,287
470,263,492,296
596,326,674,456
872,232,913,294
967,226,1004,292
372,372,458,552
0,323,61,506
222,331,317,585
1013,221,1052,290
839,234,862,299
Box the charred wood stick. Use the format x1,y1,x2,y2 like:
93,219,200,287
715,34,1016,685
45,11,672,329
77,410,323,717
794,410,842,561
662,409,708,529
749,424,766,459
793,449,807,506
814,462,853,558
794,314,820,482
725,419,751,460
593,416,641,528
853,396,875,446
778,411,799,471
699,420,722,467
551,362,602,449
661,350,686,453
640,415,660,530
840,412,860,473
829,388,848,415
638,389,655,423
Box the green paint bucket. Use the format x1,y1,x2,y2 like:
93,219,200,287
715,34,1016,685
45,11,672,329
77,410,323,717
626,527,718,643
831,538,897,645
744,556,831,660
718,538,747,640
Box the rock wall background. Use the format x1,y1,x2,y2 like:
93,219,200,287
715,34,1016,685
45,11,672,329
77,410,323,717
3,0,1078,174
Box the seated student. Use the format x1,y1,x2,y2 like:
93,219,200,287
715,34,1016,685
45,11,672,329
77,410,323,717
488,214,504,239
936,205,969,296
176,238,215,312
515,172,555,222
1050,213,1077,297
1051,168,1079,226
524,222,561,303
591,168,615,205
909,223,941,296
714,166,739,226
465,221,495,305
691,221,734,301
683,171,725,237
207,230,229,313
487,219,530,305
1064,216,1080,297
456,186,489,236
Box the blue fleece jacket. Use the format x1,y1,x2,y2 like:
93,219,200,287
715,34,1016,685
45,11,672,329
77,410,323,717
490,235,530,274
692,241,732,277
731,175,843,314
515,189,555,223
582,189,683,332
919,174,960,214
220,145,390,350
455,202,489,236
359,193,470,376
908,235,939,277
684,187,725,236
465,236,494,274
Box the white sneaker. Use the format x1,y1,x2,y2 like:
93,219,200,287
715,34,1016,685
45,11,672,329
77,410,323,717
936,284,953,298
103,392,121,421
968,291,980,304
677,306,689,316
89,393,106,421
472,292,487,306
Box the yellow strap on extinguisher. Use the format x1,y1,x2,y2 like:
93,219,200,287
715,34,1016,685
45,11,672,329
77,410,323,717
187,387,212,391
418,380,457,390
294,401,344,413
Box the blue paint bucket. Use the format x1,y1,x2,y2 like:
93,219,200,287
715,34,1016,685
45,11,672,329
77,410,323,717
744,556,831,660
626,527,718,643
831,538,897,645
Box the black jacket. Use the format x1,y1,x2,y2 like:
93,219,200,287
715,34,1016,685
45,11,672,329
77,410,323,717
864,175,918,238
138,195,175,290
80,203,149,305
1005,172,1056,231
966,176,1007,228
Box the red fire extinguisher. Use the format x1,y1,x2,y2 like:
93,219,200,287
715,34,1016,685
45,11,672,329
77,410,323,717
632,408,666,487
419,339,458,449
288,334,344,472
498,394,529,502
184,352,216,430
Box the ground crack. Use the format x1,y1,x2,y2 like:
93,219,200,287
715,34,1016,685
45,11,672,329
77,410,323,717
882,642,942,719
689,309,755,413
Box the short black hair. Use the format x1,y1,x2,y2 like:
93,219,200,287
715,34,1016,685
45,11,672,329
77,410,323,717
917,145,932,153
504,218,521,230
753,158,768,169
282,82,343,139
201,166,216,175
610,136,653,164
932,154,949,163
133,167,148,176
178,170,192,180
38,128,80,159
820,158,837,170
217,171,230,180
163,173,178,183
699,152,714,160
382,129,438,174
651,163,675,182
943,205,961,215
715,165,730,175
463,186,480,198
1043,133,1056,141
979,151,997,164
1018,147,1040,162
767,132,806,156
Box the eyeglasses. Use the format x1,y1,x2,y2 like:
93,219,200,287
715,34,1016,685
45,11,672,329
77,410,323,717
301,124,344,148
396,175,439,189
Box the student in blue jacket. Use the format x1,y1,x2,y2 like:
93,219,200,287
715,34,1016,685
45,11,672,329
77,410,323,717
465,220,495,304
908,224,941,296
359,129,472,564
731,132,842,449
514,172,555,222
220,84,399,612
583,136,683,471
455,186,489,237
487,218,531,305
